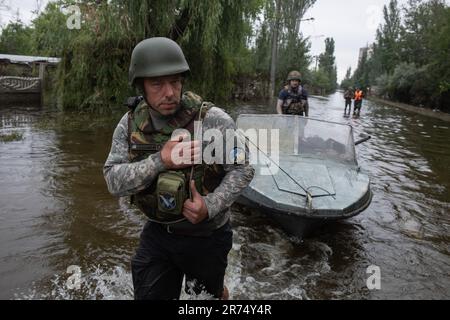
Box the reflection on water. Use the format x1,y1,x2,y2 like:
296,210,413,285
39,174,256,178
1,92,449,300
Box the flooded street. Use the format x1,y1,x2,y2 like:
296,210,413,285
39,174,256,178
0,92,449,300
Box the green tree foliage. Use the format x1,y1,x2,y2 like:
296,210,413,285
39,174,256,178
353,48,370,90
253,16,272,75
350,0,449,111
31,2,73,57
310,69,329,95
340,67,352,89
0,21,35,55
276,0,315,91
255,0,316,98
1,0,323,109
277,36,311,88
376,0,402,75
92,0,260,109
9,0,265,110
309,37,337,94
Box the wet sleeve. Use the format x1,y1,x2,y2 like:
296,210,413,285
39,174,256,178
202,107,255,220
103,113,166,197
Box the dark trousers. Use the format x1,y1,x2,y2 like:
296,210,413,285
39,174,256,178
354,100,362,115
131,220,233,300
344,99,352,114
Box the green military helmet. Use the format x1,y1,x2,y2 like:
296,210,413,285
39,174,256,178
287,70,302,82
129,37,190,88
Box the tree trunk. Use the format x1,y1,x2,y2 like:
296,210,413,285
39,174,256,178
269,0,282,100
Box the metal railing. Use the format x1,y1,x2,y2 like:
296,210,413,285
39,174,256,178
0,76,41,93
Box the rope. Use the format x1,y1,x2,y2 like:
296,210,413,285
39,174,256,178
235,129,337,211
235,131,314,203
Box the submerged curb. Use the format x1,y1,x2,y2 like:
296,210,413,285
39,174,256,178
367,96,450,122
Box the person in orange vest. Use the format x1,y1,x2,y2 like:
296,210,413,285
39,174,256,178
353,87,364,117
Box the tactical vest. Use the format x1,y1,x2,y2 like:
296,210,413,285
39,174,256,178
282,86,308,115
128,91,226,224
344,91,353,100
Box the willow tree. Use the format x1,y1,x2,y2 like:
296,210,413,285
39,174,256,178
0,21,35,55
32,0,264,110
257,0,316,98
340,67,352,89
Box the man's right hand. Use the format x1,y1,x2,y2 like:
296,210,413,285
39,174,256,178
160,134,201,170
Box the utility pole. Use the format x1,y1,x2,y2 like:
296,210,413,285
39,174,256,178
311,35,324,71
269,11,314,100
314,56,319,71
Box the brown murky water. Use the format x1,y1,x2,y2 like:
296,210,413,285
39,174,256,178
1,92,449,300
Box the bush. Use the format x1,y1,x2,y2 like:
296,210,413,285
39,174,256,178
375,73,392,98
388,62,418,103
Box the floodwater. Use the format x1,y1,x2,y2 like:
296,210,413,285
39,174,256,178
0,92,449,300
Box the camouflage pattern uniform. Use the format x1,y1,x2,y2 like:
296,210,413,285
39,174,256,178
278,70,309,116
105,37,254,300
103,93,255,233
344,89,353,115
279,85,310,116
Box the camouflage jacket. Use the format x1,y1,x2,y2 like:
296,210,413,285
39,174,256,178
344,90,353,100
103,93,255,231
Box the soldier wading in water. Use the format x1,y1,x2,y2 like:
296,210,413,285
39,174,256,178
103,37,254,300
276,70,309,116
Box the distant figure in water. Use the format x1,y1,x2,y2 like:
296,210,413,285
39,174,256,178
343,87,353,116
353,87,364,117
276,70,309,117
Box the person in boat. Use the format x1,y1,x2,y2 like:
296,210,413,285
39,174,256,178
344,87,353,115
353,87,364,116
276,70,309,117
103,37,254,300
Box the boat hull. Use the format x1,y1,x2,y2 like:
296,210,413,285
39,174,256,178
235,114,374,238
237,183,372,238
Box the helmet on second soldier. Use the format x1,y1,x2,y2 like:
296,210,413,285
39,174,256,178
129,37,190,88
287,70,302,82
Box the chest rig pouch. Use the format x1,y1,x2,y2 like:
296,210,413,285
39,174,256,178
156,171,186,217
127,91,225,225
282,86,307,115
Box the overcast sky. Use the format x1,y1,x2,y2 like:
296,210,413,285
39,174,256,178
302,0,412,81
1,0,446,82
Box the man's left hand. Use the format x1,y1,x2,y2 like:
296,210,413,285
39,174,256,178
183,180,208,224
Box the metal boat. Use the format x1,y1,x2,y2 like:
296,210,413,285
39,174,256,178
236,114,372,238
